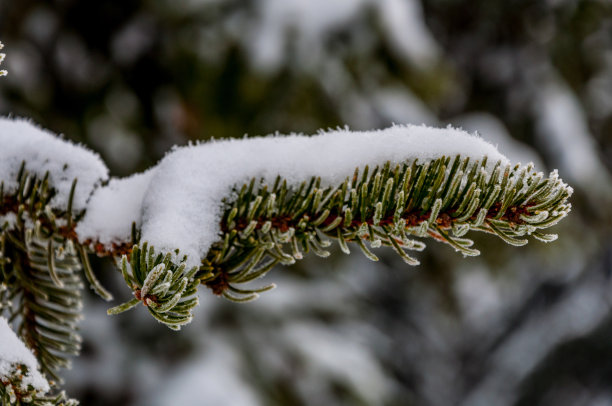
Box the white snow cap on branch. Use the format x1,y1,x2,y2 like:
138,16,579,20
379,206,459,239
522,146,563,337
79,124,508,267
76,170,155,246
0,117,109,211
0,317,50,393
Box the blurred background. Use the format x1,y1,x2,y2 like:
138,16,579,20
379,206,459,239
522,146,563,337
1,0,612,405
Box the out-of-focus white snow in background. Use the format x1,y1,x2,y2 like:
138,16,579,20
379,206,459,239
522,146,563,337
2,0,611,405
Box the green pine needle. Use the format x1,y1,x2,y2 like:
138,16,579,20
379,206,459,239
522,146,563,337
199,156,571,301
106,244,200,330
1,169,85,384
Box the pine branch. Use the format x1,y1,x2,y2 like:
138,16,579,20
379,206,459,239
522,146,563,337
0,317,77,405
102,155,572,330
186,157,571,304
1,370,77,406
1,167,87,385
107,243,200,330
0,119,572,343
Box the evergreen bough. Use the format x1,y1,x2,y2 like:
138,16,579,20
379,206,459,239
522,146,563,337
0,366,76,406
0,119,572,402
1,156,572,401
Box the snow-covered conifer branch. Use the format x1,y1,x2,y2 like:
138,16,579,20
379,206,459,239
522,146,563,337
196,155,571,302
0,317,77,405
1,118,107,398
1,167,86,384
107,243,200,330
77,124,570,328
0,117,572,387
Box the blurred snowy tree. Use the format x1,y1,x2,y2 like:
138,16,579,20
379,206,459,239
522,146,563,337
0,0,611,405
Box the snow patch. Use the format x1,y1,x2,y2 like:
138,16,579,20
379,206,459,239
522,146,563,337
377,0,440,66
284,322,390,404
249,0,366,71
535,80,612,194
141,341,260,406
0,117,109,212
0,316,50,393
77,169,155,245
246,0,440,72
